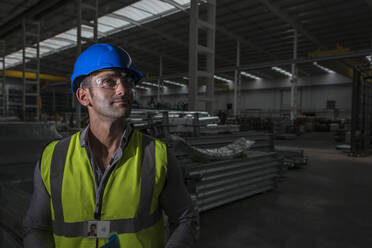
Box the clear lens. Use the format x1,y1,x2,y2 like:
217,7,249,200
95,75,135,90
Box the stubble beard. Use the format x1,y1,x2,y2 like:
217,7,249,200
91,94,133,121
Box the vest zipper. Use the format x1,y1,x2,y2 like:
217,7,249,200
93,159,116,248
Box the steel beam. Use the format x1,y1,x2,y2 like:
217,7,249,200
259,0,325,49
216,48,372,73
134,49,372,84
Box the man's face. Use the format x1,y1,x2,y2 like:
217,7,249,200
79,70,134,120
90,224,96,232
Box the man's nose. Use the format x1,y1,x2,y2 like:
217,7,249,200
115,81,127,95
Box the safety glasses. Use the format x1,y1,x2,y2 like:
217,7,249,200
92,74,135,90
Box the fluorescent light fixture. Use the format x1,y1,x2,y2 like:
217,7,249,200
214,75,233,83
240,71,260,80
366,56,372,62
163,80,185,87
313,62,335,73
272,67,292,77
142,81,165,88
5,0,191,68
182,76,189,80
135,85,150,90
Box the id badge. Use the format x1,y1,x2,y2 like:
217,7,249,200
87,221,110,238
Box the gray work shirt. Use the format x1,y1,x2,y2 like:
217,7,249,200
23,125,197,248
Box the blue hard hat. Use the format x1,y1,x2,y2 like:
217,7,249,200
70,43,144,93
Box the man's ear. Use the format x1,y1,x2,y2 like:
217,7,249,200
76,88,90,107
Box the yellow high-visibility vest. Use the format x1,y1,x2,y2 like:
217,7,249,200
40,129,168,247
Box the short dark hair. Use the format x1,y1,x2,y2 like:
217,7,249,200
79,76,91,89
79,75,94,97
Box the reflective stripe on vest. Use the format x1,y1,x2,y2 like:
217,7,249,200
49,131,163,238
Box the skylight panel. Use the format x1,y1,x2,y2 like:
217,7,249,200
39,47,52,54
51,36,75,44
4,0,192,69
25,47,37,56
56,30,77,43
40,40,63,49
43,38,70,48
11,51,24,59
99,16,129,28
81,25,94,38
5,57,19,62
5,51,26,67
97,23,115,33
132,0,175,15
173,0,190,5
114,6,152,21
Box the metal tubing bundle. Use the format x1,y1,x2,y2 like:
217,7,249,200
186,151,282,212
184,131,274,152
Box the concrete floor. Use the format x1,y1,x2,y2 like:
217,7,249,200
195,132,372,248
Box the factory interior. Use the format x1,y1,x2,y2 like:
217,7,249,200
1,0,372,247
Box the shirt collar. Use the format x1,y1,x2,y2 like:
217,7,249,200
80,123,132,148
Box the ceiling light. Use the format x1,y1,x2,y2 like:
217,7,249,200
214,75,233,83
313,62,335,73
272,67,292,77
142,81,165,88
163,80,185,87
135,85,149,90
240,71,261,80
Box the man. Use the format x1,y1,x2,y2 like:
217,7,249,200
23,43,197,248
88,224,97,237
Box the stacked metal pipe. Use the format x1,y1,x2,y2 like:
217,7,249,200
184,131,275,152
184,151,282,212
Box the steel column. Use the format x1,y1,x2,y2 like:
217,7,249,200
188,0,198,111
188,0,216,113
22,20,40,121
52,89,56,114
157,56,163,106
350,66,372,156
0,40,5,117
351,67,360,155
75,0,98,128
290,30,298,122
233,40,240,116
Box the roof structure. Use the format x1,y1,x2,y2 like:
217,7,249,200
1,0,371,88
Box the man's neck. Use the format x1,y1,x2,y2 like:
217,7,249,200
88,117,126,156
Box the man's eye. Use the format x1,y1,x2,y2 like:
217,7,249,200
123,77,135,87
102,78,116,87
